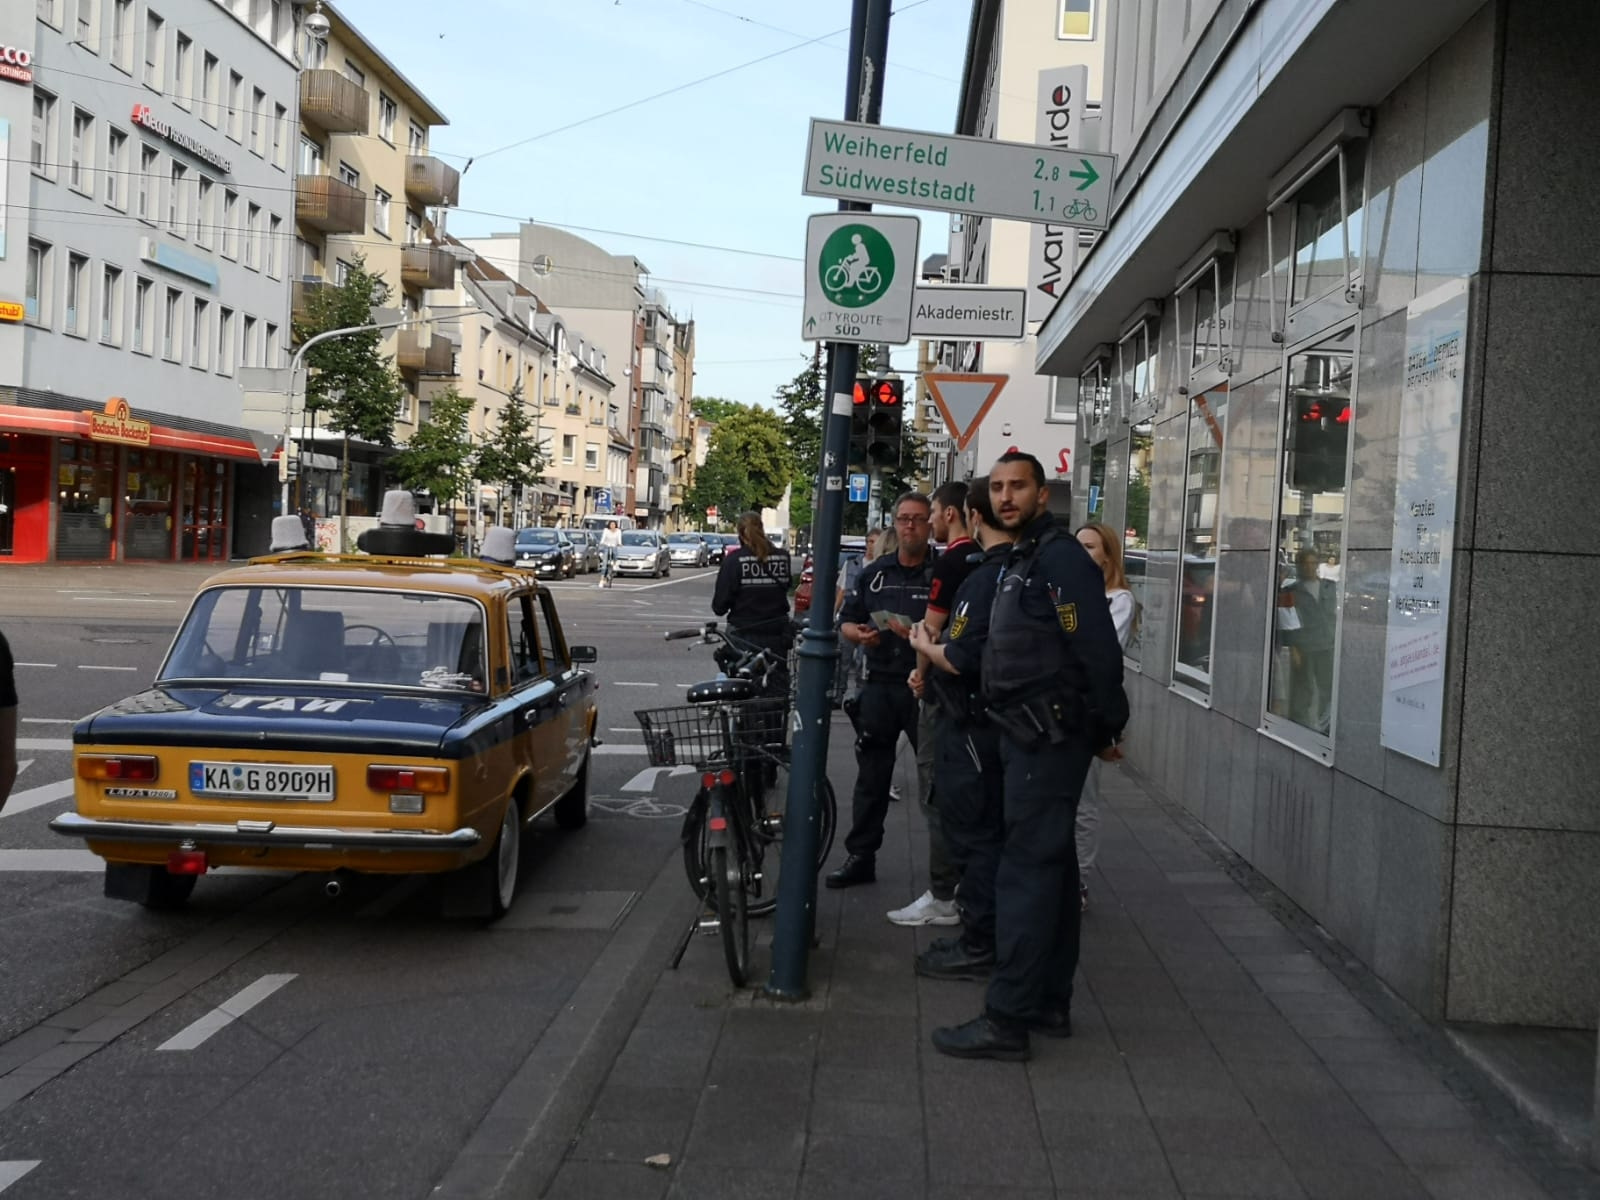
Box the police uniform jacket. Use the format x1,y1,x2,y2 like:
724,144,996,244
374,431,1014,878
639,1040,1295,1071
981,514,1127,746
712,547,792,651
928,542,1009,721
838,551,936,681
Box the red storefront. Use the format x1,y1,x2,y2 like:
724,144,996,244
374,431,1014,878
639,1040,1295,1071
0,398,264,564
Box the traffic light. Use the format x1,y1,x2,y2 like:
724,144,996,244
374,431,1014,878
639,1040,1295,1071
865,377,904,466
849,380,872,469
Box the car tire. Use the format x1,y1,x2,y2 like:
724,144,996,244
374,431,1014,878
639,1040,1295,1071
554,752,590,831
462,797,521,921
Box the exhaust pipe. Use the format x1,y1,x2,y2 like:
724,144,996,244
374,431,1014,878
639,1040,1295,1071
325,877,343,898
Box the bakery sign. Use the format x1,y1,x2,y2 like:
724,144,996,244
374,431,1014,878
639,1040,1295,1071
0,46,32,86
130,103,231,174
85,397,152,447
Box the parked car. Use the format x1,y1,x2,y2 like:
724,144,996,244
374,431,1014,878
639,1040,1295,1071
567,530,602,574
666,532,710,567
793,537,868,614
514,528,577,579
613,530,671,578
49,534,600,919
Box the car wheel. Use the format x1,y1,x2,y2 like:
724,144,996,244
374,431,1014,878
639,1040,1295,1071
554,752,590,831
139,866,197,910
461,797,521,921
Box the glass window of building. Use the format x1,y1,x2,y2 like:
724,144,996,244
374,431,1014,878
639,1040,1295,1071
342,61,365,88
77,0,99,49
1288,144,1367,308
196,177,213,247
1086,443,1107,521
191,296,209,368
408,121,426,154
113,0,135,72
266,322,279,366
105,127,126,207
1123,423,1154,666
245,202,261,268
57,441,116,561
1264,325,1355,751
1173,384,1228,695
201,53,218,124
272,104,287,168
31,91,57,176
39,0,61,29
124,450,177,559
298,135,322,176
70,108,93,192
132,276,152,351
173,33,191,104
267,215,282,277
100,265,123,344
25,241,49,325
144,11,165,90
250,88,266,155
1077,355,1111,427
227,71,243,142
378,94,396,143
222,189,238,258
217,307,234,375
373,188,390,238
168,161,187,233
1116,316,1155,419
137,145,158,221
64,253,88,336
163,287,181,360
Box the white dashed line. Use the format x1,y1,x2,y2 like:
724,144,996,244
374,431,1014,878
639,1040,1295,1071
18,738,71,752
611,681,658,687
14,663,56,669
0,1162,41,1193
78,665,139,672
69,596,175,604
157,974,298,1051
21,718,76,725
0,850,104,873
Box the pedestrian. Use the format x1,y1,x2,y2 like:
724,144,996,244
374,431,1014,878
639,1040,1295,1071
1072,521,1138,912
826,493,937,889
0,627,17,812
930,452,1127,1061
908,477,1015,974
598,519,623,588
711,511,793,692
888,481,979,927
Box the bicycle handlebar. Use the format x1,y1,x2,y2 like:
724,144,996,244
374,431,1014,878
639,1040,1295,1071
664,621,718,642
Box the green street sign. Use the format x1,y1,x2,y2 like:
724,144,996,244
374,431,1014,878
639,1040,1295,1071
1069,158,1099,191
801,212,919,346
818,222,896,309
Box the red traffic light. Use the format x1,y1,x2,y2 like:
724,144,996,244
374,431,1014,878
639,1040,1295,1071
852,382,868,405
874,381,901,405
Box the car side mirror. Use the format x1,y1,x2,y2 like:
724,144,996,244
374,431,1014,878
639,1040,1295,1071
569,645,598,664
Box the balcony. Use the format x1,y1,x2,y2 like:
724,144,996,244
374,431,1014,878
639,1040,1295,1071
396,328,454,375
290,276,327,322
299,70,370,135
405,155,461,207
401,244,455,291
296,175,367,234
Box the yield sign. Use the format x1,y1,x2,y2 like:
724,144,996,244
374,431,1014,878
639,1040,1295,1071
923,373,1008,451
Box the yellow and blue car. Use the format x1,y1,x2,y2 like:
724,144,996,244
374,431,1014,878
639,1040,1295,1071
50,536,599,919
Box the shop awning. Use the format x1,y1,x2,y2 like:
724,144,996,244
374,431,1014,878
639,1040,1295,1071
0,393,267,462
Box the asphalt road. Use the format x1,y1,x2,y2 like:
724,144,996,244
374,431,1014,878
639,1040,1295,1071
0,560,743,1199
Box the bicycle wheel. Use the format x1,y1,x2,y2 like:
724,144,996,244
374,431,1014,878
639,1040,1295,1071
742,768,837,918
858,266,881,294
681,789,711,903
710,843,750,987
824,263,850,291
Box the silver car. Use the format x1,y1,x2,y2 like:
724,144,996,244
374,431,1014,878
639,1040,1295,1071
567,530,602,574
666,532,710,567
612,531,671,578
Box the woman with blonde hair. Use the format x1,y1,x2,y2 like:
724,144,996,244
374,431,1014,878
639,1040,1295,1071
1073,521,1137,911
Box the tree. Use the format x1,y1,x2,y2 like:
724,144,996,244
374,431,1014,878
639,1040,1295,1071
391,387,477,515
292,254,408,515
708,405,792,510
775,350,824,524
473,380,545,526
691,396,744,424
684,449,755,524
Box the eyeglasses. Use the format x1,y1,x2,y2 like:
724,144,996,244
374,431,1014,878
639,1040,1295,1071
894,514,929,526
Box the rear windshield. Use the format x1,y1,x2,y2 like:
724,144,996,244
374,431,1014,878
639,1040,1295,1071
668,534,701,544
516,530,560,545
162,586,488,693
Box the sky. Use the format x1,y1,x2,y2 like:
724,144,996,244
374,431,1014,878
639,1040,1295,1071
334,0,973,407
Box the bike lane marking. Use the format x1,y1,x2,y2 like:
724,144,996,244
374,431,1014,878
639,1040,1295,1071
1,778,75,818
156,973,298,1052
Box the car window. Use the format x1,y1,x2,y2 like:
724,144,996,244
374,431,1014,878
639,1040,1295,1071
533,592,567,670
621,532,656,546
508,594,544,685
517,529,559,546
668,534,699,544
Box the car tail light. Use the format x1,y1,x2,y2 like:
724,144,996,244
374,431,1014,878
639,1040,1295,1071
78,754,159,782
167,848,207,875
367,765,449,794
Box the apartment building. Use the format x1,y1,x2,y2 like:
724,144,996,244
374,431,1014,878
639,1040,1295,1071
534,312,617,524
986,0,1600,1038
668,313,696,530
1,0,301,563
290,0,456,445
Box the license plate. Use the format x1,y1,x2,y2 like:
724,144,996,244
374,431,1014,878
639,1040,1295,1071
189,762,335,801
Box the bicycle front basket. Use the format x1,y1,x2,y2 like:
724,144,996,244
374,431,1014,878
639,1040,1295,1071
633,704,732,769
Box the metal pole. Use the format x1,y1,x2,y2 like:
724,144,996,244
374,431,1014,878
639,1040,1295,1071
766,0,892,1002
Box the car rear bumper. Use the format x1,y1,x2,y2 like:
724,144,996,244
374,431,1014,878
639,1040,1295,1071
50,811,481,851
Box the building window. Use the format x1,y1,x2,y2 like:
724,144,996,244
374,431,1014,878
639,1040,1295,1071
1057,0,1095,40
25,240,51,325
338,160,359,189
1267,117,1370,330
173,33,192,105
295,237,316,279
1116,315,1155,422
271,103,287,168
144,11,165,90
31,90,57,177
404,209,421,246
77,0,100,51
132,276,152,351
244,202,261,268
1076,354,1112,428
407,121,426,154
1264,324,1355,751
112,0,134,72
266,214,282,277
333,258,355,286
216,307,234,375
585,444,600,471
195,176,214,247
137,145,159,221
1124,423,1153,665
226,72,243,141
562,435,576,464
265,322,280,367
100,264,123,344
249,88,265,155
201,52,218,125
168,161,187,234
297,135,322,176
104,127,126,207
342,61,365,88
162,287,181,360
378,93,396,143
191,297,209,368
1173,384,1229,696
38,0,61,29
1047,376,1075,423
372,187,391,238
70,108,93,192
242,314,258,367
304,33,326,69
222,189,238,258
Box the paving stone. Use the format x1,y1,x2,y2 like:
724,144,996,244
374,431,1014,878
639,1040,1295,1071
807,1093,923,1140
1044,1146,1181,1196
543,1161,670,1200
1304,1036,1408,1065
1165,1152,1310,1198
567,1117,691,1165
1322,1058,1453,1096
1349,1091,1476,1131
589,1085,701,1125
1151,1116,1280,1158
1410,1164,1549,1200
803,1131,925,1181
666,1164,794,1200
1036,1112,1163,1159
801,1172,927,1200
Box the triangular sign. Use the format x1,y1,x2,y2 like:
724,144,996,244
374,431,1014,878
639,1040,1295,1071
923,373,1008,451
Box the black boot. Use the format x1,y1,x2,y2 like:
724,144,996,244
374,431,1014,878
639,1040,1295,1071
825,854,876,889
1027,1008,1073,1039
931,1015,1030,1062
915,938,996,981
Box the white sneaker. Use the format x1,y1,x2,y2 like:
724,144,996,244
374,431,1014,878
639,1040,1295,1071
887,890,960,927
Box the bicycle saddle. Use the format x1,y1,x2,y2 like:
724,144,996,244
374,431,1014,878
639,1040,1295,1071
687,678,758,704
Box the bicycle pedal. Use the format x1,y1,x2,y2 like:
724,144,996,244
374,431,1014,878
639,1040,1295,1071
696,916,722,934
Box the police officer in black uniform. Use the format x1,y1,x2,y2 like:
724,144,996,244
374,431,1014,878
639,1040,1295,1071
711,511,794,691
826,493,937,888
931,452,1127,1061
908,477,1015,973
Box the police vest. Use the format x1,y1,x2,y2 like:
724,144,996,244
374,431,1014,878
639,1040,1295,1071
980,527,1089,707
859,556,935,676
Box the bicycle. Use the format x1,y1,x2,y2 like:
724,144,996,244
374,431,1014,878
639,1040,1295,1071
823,262,882,295
597,547,615,589
1064,198,1098,222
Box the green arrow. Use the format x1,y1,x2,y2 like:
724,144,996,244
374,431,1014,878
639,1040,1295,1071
1070,158,1100,192
806,316,817,333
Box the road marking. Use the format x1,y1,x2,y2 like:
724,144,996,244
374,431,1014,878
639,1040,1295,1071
18,738,71,752
157,973,298,1051
611,681,658,687
70,596,175,604
0,1162,41,1193
628,573,705,592
606,727,644,734
78,664,139,672
1,778,75,817
15,663,57,669
621,765,699,792
592,745,645,756
0,850,104,872
21,717,76,725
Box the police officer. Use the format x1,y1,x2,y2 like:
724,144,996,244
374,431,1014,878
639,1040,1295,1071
931,452,1127,1061
711,511,793,692
826,493,937,888
908,477,1015,972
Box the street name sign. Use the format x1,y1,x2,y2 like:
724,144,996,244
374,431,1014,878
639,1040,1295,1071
923,373,1009,451
909,284,1027,341
803,119,1115,231
801,212,920,346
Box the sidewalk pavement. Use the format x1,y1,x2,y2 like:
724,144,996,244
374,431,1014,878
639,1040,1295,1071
541,725,1598,1200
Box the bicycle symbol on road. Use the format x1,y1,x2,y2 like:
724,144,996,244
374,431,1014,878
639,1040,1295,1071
818,223,895,309
592,796,687,820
